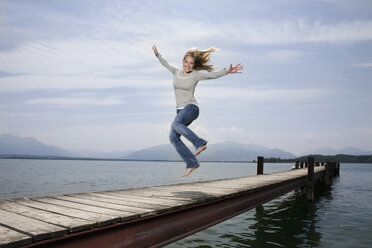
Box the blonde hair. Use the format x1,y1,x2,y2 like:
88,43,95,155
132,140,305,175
183,47,218,72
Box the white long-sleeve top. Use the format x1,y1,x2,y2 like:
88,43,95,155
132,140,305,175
157,54,228,109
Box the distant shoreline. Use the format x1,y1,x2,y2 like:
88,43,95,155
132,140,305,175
1,154,372,163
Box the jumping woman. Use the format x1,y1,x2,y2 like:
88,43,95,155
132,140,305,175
152,45,243,177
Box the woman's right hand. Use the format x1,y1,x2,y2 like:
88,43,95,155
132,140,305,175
152,45,159,57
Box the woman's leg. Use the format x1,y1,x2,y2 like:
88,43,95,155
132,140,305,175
169,129,199,169
169,105,206,171
171,105,207,150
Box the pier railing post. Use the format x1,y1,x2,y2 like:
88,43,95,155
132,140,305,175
325,161,331,185
307,156,314,201
257,156,264,175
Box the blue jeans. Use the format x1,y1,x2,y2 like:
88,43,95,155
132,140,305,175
169,104,207,169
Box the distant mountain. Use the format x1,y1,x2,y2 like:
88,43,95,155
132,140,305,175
303,147,372,156
125,144,179,160
0,134,134,159
0,134,72,157
125,141,296,161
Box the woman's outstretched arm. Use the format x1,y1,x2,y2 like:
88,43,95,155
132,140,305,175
196,63,244,81
152,45,177,74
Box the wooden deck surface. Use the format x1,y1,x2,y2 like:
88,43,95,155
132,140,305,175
0,167,325,248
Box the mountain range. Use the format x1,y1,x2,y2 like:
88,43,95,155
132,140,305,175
0,134,371,161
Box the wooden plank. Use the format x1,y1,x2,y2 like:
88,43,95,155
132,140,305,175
9,199,118,227
117,189,215,203
53,195,156,217
0,201,94,233
157,184,242,196
0,225,32,248
104,191,192,207
89,193,173,210
114,188,205,201
35,197,138,221
74,193,167,211
189,179,271,190
0,209,66,242
116,178,271,201
124,184,234,198
118,186,231,205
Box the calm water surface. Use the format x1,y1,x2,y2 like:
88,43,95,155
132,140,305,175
0,159,371,247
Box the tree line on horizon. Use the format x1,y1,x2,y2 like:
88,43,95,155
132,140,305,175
260,154,372,163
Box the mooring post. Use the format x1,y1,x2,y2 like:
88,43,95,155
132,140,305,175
325,161,331,185
330,162,335,177
295,160,299,169
307,156,314,201
257,156,264,175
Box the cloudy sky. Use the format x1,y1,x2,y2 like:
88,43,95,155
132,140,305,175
1,0,371,155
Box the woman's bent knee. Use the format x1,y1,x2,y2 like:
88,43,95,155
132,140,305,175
169,131,179,143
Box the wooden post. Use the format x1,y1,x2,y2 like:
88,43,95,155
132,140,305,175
257,156,264,175
307,156,314,201
330,162,335,177
295,160,299,169
325,161,331,185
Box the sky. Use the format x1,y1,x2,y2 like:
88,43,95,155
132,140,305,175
1,0,372,155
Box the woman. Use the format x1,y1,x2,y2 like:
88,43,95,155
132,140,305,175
152,45,243,176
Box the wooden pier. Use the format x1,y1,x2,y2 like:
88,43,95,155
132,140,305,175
0,159,339,248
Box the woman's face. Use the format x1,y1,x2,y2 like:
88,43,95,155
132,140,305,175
183,55,195,73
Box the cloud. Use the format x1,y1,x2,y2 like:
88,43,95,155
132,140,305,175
0,75,170,92
197,86,327,105
0,39,152,75
352,62,372,67
222,19,372,44
26,96,126,106
0,111,174,122
96,2,372,45
265,50,304,63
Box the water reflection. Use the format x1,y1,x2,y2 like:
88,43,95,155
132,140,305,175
220,180,332,248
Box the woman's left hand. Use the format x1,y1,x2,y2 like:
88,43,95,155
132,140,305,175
226,63,243,74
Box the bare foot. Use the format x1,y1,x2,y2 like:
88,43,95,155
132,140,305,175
182,167,198,177
194,144,207,156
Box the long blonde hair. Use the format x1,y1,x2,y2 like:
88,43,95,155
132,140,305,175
183,47,218,72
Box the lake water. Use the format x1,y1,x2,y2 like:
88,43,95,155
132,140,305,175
0,159,371,247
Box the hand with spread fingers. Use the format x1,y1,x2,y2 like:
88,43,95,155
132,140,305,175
226,63,243,74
